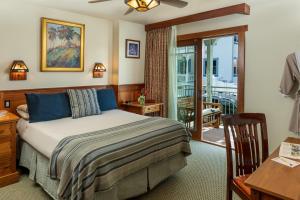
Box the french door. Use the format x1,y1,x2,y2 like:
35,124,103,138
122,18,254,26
176,42,202,139
176,26,246,142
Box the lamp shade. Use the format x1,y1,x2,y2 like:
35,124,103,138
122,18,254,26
10,60,29,80
10,60,29,72
125,0,160,12
93,63,106,78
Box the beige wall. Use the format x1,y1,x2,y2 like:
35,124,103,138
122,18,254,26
178,0,300,150
113,20,146,85
0,1,113,90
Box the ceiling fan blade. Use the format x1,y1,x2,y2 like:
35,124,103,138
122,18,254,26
124,7,135,15
160,0,188,8
88,0,111,3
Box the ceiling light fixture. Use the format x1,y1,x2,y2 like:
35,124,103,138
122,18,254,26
125,0,160,12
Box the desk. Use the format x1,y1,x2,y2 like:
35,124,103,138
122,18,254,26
245,137,300,200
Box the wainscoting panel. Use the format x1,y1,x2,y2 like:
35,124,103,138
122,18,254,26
114,84,145,105
0,85,111,114
0,84,145,114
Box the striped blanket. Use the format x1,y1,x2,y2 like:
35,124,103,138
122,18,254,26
49,117,191,200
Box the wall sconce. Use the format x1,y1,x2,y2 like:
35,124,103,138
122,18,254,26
93,63,106,78
10,60,29,81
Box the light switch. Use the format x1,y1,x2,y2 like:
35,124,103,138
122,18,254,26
4,100,10,108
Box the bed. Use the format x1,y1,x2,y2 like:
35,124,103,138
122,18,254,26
17,109,191,200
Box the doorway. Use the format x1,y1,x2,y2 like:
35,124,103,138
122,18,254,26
176,26,247,146
201,35,238,146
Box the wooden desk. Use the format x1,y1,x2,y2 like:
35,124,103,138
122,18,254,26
122,102,163,117
245,137,300,200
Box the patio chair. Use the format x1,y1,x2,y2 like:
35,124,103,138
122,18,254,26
177,97,194,128
202,102,222,128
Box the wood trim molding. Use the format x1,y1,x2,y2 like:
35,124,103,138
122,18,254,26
177,25,248,41
145,3,250,31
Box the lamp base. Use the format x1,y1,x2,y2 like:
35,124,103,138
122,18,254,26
93,72,104,78
10,72,27,80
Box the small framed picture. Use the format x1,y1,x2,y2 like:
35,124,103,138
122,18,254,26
126,39,140,59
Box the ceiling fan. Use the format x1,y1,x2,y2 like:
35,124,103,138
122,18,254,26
88,0,188,15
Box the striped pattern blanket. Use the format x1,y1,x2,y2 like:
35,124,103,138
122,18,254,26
49,117,191,200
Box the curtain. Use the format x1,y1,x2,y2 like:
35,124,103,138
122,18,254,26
168,26,177,120
145,27,171,117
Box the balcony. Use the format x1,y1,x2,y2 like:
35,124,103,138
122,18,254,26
177,85,237,115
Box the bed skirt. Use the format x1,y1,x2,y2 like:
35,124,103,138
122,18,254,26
19,141,187,200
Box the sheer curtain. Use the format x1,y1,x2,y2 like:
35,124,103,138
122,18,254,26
168,26,177,120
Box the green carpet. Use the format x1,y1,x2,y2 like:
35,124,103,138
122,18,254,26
0,141,240,200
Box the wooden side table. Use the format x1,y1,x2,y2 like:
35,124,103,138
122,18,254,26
122,102,163,117
0,111,20,187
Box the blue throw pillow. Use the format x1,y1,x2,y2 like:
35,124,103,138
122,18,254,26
97,89,118,111
26,92,71,123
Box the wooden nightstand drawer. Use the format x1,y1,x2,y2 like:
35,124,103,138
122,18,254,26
122,102,163,117
144,105,160,114
0,142,12,169
0,124,11,137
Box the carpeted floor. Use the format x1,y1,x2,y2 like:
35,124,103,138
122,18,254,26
0,141,240,200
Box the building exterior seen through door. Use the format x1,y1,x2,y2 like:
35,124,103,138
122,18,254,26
176,26,246,146
202,35,238,146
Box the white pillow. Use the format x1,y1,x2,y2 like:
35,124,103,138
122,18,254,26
17,104,28,113
202,108,220,116
16,104,29,120
16,110,29,120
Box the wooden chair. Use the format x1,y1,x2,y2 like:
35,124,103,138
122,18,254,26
222,113,269,200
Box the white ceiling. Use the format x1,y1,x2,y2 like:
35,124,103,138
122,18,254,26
14,0,249,24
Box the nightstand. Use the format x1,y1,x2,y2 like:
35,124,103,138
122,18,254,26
0,111,20,187
122,102,163,117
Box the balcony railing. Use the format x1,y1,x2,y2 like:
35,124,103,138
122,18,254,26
202,86,237,115
178,85,194,97
177,85,237,115
177,74,195,83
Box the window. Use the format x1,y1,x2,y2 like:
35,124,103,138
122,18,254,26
203,58,219,77
234,35,239,44
176,46,195,75
188,59,193,73
233,57,237,77
177,57,186,74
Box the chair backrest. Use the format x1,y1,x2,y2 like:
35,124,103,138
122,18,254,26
223,113,269,179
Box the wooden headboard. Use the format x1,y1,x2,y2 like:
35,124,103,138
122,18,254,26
0,85,112,114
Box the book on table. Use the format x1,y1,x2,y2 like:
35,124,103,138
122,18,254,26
279,142,300,160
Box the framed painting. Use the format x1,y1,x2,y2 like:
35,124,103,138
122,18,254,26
125,39,140,59
41,18,85,72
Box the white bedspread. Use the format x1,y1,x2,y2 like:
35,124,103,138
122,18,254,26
17,109,148,158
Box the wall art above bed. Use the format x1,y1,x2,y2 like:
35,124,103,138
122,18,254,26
41,18,85,72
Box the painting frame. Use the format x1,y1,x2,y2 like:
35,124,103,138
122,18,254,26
125,39,140,59
41,17,85,72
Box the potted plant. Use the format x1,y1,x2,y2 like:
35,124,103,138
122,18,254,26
138,88,147,105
